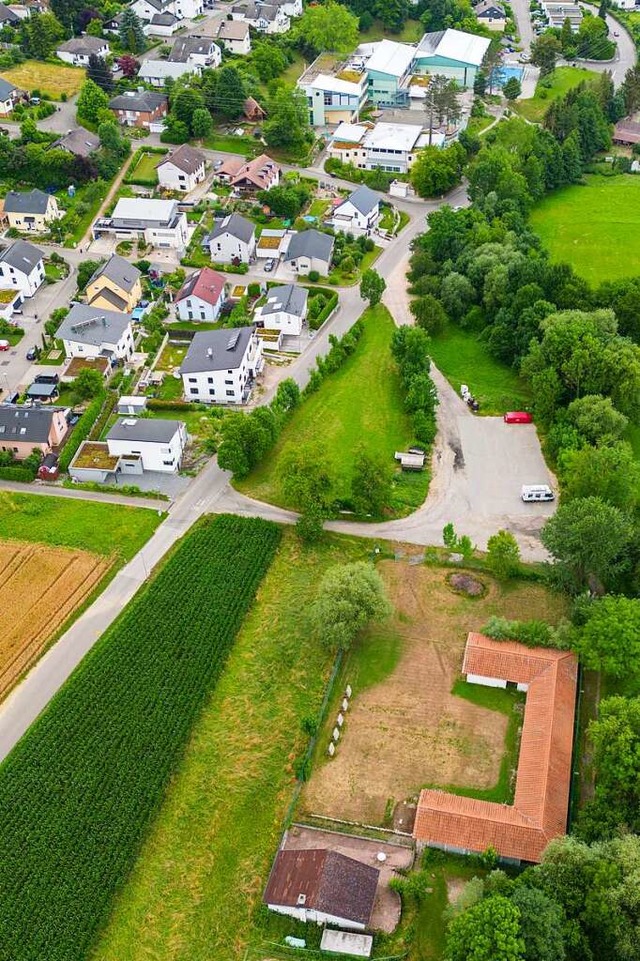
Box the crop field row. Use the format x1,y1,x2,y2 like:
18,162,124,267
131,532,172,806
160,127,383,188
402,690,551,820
0,514,281,961
0,540,110,701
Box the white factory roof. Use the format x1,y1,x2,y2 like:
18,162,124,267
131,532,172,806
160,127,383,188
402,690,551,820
332,122,369,144
363,122,424,152
365,38,416,78
418,28,490,67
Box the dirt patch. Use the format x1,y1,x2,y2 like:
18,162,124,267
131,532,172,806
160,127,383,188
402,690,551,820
302,562,566,825
0,540,111,700
446,877,468,903
447,572,486,597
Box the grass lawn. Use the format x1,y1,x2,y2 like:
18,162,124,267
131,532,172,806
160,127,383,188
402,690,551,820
146,374,183,401
280,50,306,85
129,152,159,183
91,529,370,961
155,342,188,370
328,245,381,286
165,321,222,332
44,262,66,282
35,342,65,365
62,179,111,248
529,175,640,285
0,490,162,558
358,18,423,42
513,66,598,123
0,60,85,99
203,133,260,156
429,325,531,414
236,305,430,517
4,330,23,346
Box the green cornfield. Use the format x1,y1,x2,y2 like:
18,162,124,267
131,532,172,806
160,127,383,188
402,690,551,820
0,514,281,961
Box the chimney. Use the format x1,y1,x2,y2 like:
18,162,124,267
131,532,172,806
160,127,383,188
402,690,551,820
207,347,213,358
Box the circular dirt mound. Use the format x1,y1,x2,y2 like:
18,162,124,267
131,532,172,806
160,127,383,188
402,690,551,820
447,572,486,597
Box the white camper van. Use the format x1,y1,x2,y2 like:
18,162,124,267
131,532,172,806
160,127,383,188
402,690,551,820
521,484,555,503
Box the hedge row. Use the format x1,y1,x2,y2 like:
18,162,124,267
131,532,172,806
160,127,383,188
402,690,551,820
89,391,118,442
124,147,168,187
58,392,107,473
0,465,35,483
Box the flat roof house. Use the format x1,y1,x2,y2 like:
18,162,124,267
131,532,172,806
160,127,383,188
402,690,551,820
298,53,368,127
329,120,440,174
56,36,110,65
332,185,380,236
0,239,45,298
0,76,19,116
263,849,379,931
215,18,251,54
57,303,135,361
179,326,263,404
542,1,582,29
86,255,142,313
157,143,206,193
414,633,578,864
3,188,62,233
92,198,189,252
51,126,100,157
109,90,168,128
255,283,308,336
203,212,256,264
284,230,334,276
0,405,68,459
106,417,186,473
175,266,226,322
413,28,491,88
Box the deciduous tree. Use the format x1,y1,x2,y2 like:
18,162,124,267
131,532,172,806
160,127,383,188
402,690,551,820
298,0,359,54
351,446,393,516
309,562,392,652
445,895,525,961
486,530,521,579
360,268,386,306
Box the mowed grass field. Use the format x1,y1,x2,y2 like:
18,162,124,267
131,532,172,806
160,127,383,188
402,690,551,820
0,541,110,700
514,66,597,123
428,326,531,414
236,305,429,516
0,60,85,99
91,530,370,961
530,175,640,284
130,152,159,182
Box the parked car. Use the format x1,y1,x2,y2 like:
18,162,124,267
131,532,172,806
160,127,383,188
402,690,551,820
504,411,533,424
213,159,224,170
0,340,9,351
26,347,37,361
264,259,276,273
66,411,81,426
521,484,554,502
614,30,620,36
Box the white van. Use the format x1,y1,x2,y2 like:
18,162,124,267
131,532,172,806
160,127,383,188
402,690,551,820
521,485,554,502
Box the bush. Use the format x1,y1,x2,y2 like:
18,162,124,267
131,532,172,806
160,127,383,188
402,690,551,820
308,269,320,282
58,393,107,473
0,465,36,482
482,615,572,649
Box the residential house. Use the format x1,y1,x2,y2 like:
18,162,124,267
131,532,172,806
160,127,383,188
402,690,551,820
284,230,334,276
329,121,441,173
92,198,189,251
109,90,169,128
0,77,19,116
203,213,256,264
61,356,111,383
414,633,578,864
256,228,288,260
156,144,207,193
117,395,147,415
179,326,263,404
106,417,187,472
132,0,203,21
144,12,180,35
175,266,226,322
298,55,368,127
263,849,379,931
243,96,266,121
364,38,415,107
475,0,507,30
215,19,251,54
541,1,582,30
255,284,308,335
103,11,124,32
51,126,100,157
232,0,290,33
56,36,110,65
3,189,62,233
168,35,221,67
57,303,135,361
270,0,302,16
217,153,280,193
0,406,68,460
331,185,380,235
86,255,142,313
613,119,640,145
0,3,21,26
0,239,45,297
137,59,202,87
413,28,491,88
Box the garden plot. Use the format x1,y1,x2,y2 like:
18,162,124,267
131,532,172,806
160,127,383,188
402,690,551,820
0,540,110,700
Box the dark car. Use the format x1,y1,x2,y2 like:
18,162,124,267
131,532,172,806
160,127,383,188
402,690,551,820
26,347,38,361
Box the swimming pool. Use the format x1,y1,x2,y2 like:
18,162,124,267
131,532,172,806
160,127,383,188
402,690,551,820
491,65,524,87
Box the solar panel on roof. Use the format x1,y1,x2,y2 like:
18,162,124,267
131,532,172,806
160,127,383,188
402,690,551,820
226,331,241,351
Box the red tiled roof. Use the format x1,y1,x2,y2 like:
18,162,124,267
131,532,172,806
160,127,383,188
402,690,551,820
414,633,578,863
228,153,279,189
176,267,225,306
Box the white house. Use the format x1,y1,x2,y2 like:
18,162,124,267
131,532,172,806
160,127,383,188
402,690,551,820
175,267,226,322
255,284,308,336
215,19,251,54
156,144,206,193
56,303,135,361
138,59,202,86
179,326,263,405
284,230,334,276
106,417,187,473
93,198,189,252
273,0,302,16
331,185,380,235
168,35,221,67
132,0,203,21
56,36,110,65
0,77,19,116
0,240,45,298
144,12,180,35
231,0,290,32
203,213,256,264
329,120,441,173
263,849,379,932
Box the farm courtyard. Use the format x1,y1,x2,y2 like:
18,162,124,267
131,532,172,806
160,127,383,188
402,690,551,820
301,561,567,826
0,61,85,99
529,175,640,285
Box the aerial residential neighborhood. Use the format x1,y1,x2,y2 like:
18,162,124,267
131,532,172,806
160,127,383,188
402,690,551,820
0,0,640,959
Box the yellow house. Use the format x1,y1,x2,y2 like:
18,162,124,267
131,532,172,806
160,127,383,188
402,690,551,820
3,189,62,232
86,254,142,313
